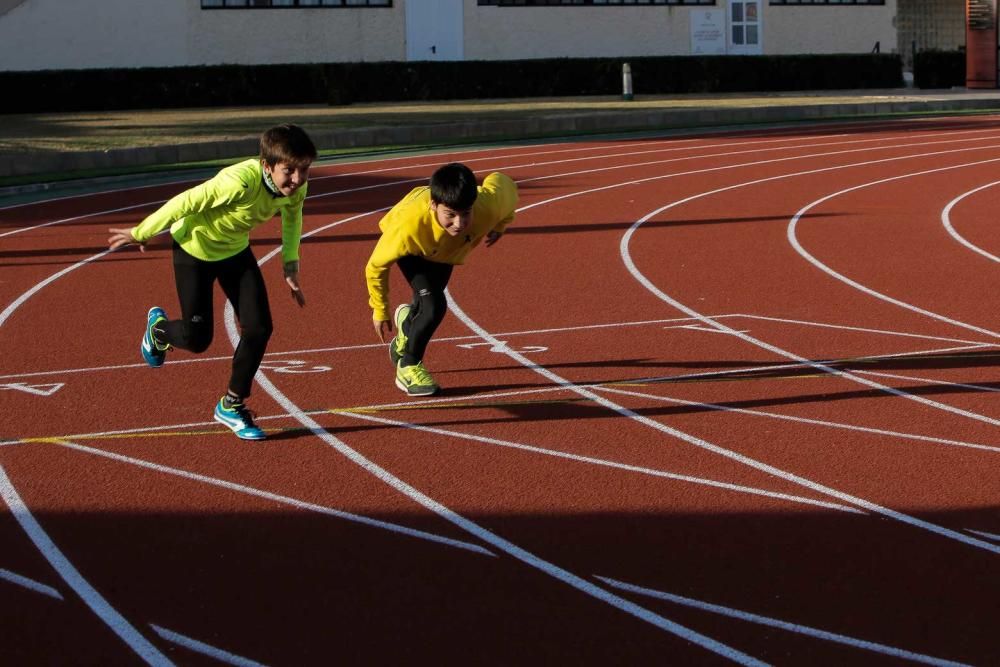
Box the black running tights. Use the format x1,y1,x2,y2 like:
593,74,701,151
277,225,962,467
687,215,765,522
396,255,453,366
157,242,273,399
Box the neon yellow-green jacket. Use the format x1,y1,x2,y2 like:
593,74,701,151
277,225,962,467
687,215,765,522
365,172,518,322
130,159,305,263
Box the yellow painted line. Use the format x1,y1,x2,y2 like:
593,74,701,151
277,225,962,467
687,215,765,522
16,427,296,445
332,397,589,415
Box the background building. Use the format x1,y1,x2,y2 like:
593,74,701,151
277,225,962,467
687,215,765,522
0,0,965,74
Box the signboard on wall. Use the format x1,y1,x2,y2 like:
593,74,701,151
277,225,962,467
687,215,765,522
691,9,726,55
967,0,997,88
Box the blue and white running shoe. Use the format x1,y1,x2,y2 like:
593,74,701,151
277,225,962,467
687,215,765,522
214,397,266,441
141,306,169,368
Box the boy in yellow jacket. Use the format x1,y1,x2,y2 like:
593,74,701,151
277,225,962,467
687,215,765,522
366,163,518,396
107,124,316,440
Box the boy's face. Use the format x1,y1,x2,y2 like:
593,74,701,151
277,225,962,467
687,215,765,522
431,201,473,236
263,160,311,197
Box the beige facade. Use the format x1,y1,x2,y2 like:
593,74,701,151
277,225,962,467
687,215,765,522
0,0,404,71
765,5,897,55
0,0,931,73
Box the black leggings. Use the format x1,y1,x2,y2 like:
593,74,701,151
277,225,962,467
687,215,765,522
156,242,273,398
397,255,453,366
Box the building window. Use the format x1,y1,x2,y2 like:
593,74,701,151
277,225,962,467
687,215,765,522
478,1,714,6
201,0,391,8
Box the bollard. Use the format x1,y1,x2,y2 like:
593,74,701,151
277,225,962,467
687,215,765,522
622,62,634,101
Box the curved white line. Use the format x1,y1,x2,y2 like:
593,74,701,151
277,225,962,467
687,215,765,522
0,114,968,214
0,567,64,599
787,164,1000,340
5,124,996,240
149,624,265,667
445,295,1000,555
337,409,865,515
228,218,767,666
0,464,172,665
940,181,1000,263
49,438,494,557
596,576,969,667
614,156,1000,428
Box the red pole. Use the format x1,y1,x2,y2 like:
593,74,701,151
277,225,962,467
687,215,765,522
967,0,998,88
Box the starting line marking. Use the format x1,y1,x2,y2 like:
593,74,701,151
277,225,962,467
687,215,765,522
0,313,989,384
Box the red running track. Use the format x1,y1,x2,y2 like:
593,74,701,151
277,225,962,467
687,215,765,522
1,117,999,665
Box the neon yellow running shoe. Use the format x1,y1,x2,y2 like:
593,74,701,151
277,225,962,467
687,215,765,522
389,303,411,366
395,360,439,397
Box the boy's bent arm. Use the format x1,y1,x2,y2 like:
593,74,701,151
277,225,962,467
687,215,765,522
482,172,519,234
130,169,249,243
365,229,410,322
280,188,306,265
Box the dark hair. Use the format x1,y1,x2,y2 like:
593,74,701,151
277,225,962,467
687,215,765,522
430,163,478,210
260,124,317,167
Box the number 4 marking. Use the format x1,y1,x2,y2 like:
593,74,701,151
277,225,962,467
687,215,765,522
0,383,64,396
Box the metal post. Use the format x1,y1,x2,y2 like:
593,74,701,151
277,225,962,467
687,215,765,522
622,62,633,101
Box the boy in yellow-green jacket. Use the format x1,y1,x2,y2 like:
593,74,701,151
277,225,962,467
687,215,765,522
108,124,316,440
366,163,518,396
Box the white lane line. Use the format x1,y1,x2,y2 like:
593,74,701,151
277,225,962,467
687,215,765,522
941,181,1000,263
625,344,994,387
0,198,172,238
855,370,1000,394
595,576,970,667
618,156,1000,428
968,529,1000,542
237,383,768,666
5,124,996,241
0,464,173,666
150,625,267,667
0,315,986,386
334,410,864,515
787,161,1000,341
8,369,994,458
594,385,1000,455
234,238,767,667
7,132,1000,341
46,439,493,557
514,133,1000,191
0,567,64,600
0,246,114,328
736,313,991,346
0,117,969,216
0,315,721,382
445,296,1000,555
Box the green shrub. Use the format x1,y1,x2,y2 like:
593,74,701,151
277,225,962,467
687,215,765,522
1,54,903,114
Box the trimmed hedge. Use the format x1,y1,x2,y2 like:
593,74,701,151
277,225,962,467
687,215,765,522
913,50,967,89
2,54,903,114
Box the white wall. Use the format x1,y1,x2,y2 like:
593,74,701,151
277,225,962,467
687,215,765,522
0,0,901,72
764,2,898,56
0,0,404,71
0,0,188,70
466,3,693,59
190,1,403,65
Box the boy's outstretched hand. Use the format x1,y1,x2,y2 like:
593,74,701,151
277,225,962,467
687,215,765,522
374,319,393,343
285,273,306,307
484,230,503,247
108,228,144,251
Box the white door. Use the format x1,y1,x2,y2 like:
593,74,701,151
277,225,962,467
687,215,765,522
728,0,762,55
405,0,464,61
